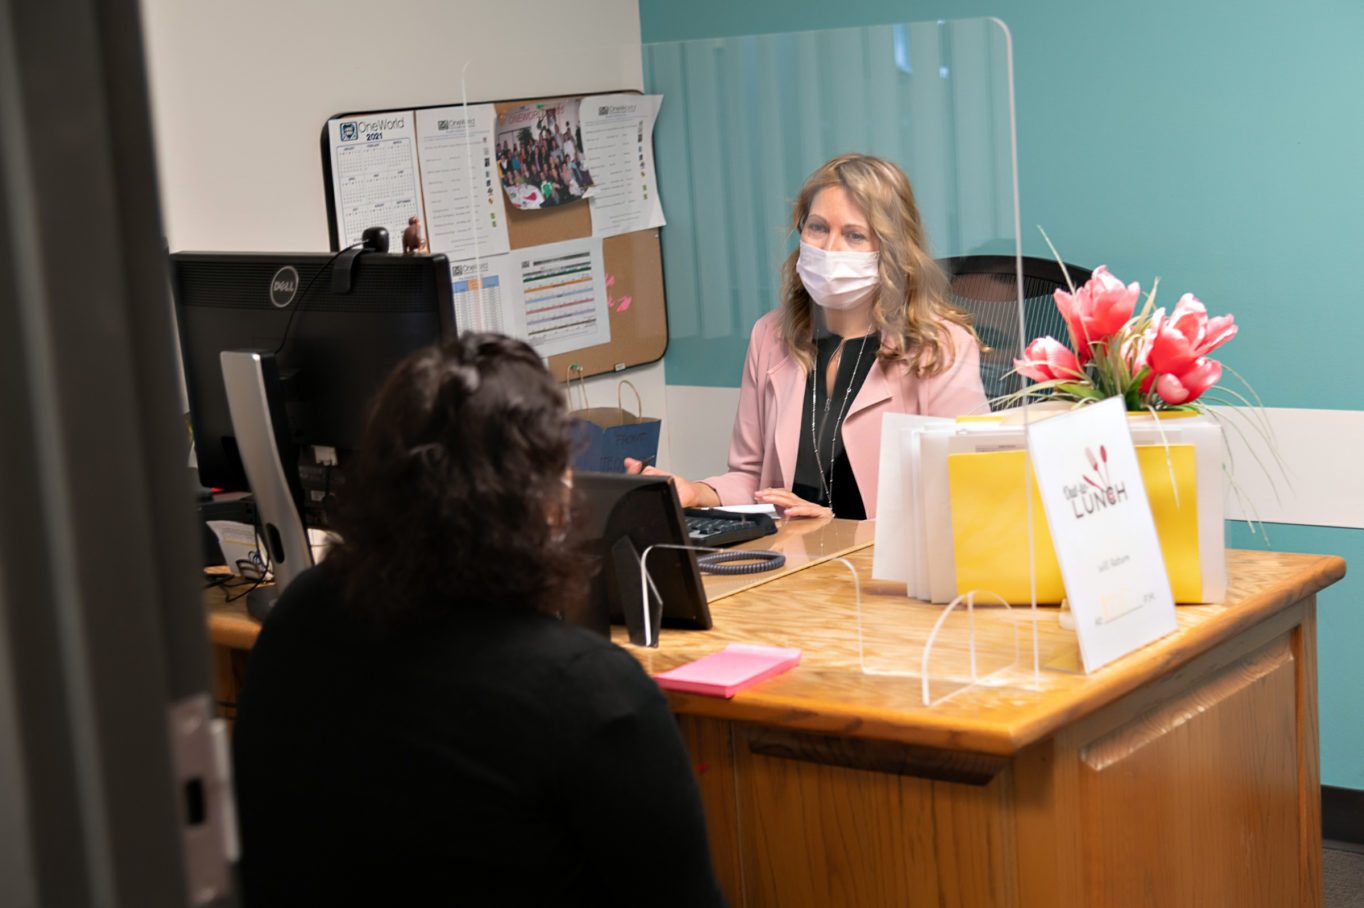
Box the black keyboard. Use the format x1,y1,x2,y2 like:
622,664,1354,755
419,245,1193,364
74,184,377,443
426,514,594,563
683,508,777,548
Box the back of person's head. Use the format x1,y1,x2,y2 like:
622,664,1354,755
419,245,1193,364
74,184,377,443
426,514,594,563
329,332,583,628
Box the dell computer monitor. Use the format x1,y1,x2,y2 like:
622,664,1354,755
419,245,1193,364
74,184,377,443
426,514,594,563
572,473,712,645
172,251,455,525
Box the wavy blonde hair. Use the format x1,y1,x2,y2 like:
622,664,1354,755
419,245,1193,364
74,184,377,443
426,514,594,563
778,154,979,376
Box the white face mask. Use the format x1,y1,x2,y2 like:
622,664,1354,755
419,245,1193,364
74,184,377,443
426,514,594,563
796,241,881,311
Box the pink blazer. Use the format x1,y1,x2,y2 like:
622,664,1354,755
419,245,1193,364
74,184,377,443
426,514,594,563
702,311,988,518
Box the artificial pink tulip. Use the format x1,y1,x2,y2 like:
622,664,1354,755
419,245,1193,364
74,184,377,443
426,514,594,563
1052,265,1140,363
1014,336,1083,383
1171,294,1237,356
1199,312,1238,355
1148,317,1199,375
1149,294,1239,376
1168,293,1206,328
1155,357,1222,405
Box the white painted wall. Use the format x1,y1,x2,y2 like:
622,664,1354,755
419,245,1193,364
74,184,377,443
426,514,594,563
664,385,738,480
139,0,671,459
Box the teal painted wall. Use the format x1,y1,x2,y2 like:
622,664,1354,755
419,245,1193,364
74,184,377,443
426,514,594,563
644,20,1018,387
642,1,1364,789
1229,523,1363,791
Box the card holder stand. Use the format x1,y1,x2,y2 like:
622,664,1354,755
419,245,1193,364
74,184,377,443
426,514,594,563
857,585,1041,707
687,552,867,660
632,543,722,648
918,591,1022,707
631,542,793,649
871,412,1066,703
630,545,1042,707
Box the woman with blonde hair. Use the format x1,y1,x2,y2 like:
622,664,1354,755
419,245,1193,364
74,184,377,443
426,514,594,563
630,153,987,519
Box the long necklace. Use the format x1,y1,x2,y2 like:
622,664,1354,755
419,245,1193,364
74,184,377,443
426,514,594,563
810,333,871,509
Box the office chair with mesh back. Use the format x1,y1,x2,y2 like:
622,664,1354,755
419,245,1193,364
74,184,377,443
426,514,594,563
938,255,1094,408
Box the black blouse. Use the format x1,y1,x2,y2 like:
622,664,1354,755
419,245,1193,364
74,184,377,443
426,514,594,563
792,332,879,520
233,565,726,907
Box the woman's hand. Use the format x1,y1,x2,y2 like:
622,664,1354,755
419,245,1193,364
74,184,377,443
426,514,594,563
623,458,719,508
754,488,833,519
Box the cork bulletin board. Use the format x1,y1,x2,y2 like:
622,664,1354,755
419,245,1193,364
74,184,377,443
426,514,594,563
322,92,668,382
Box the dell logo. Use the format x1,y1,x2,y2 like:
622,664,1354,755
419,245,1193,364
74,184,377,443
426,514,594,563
269,266,300,308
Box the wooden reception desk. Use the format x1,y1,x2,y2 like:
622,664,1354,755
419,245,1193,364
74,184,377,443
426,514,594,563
205,519,1345,907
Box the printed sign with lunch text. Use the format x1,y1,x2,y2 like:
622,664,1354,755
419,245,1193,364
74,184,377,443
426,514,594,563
1025,396,1178,672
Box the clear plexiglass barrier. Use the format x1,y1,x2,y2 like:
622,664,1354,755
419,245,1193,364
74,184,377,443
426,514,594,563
643,18,1023,387
445,25,1058,701
645,19,1048,699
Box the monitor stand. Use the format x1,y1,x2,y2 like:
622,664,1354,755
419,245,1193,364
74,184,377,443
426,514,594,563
219,350,314,621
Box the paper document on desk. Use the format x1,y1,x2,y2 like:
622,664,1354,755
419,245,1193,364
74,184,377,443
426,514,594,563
871,414,951,585
1127,419,1226,601
699,503,777,515
654,644,801,698
208,523,335,578
207,520,268,580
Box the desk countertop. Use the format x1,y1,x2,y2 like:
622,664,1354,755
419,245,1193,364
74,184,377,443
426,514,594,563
204,522,1345,758
204,515,875,648
624,546,1343,756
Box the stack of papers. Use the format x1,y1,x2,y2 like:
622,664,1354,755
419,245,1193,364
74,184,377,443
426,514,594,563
872,413,1226,604
654,644,801,698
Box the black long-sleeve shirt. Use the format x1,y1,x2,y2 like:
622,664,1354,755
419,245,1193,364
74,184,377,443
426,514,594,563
793,331,879,519
233,565,726,907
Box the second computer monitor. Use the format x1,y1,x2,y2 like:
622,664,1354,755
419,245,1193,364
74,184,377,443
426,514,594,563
173,250,455,523
572,472,712,645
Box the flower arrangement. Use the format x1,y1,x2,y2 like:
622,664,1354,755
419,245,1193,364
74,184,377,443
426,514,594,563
999,237,1284,540
1006,264,1241,413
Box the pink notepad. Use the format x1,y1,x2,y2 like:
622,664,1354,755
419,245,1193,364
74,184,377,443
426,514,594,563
654,644,802,699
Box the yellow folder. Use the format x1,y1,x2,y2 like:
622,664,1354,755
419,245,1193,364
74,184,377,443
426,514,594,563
946,445,1203,603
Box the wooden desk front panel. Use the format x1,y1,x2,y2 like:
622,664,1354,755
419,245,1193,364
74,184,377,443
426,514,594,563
204,545,1339,905
680,600,1320,908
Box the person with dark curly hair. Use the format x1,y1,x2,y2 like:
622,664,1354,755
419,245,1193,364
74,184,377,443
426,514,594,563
232,333,726,907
